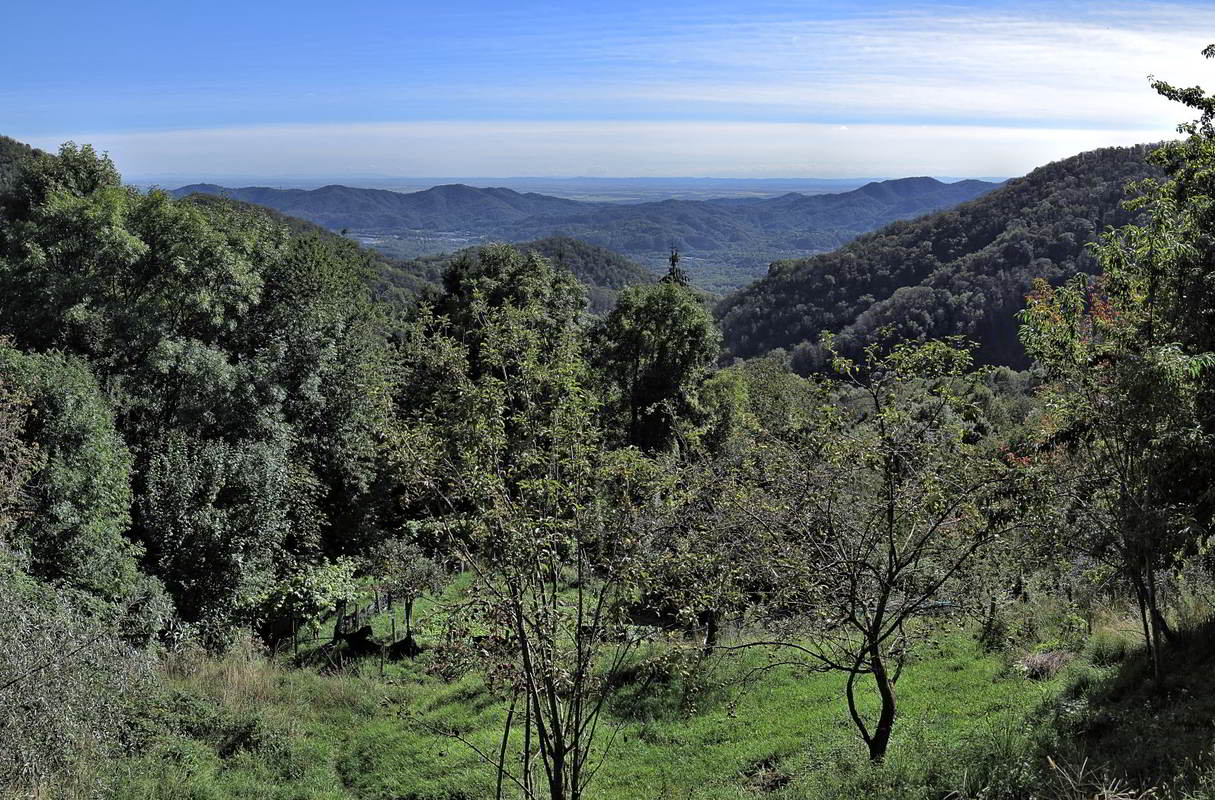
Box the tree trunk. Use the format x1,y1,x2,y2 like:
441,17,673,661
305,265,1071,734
702,610,719,656
1130,570,1160,681
1145,566,1175,644
402,599,419,655
548,746,567,800
867,644,897,762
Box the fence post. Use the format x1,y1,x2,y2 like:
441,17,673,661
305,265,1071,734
334,599,346,642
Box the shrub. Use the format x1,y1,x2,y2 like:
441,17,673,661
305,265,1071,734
1060,661,1105,700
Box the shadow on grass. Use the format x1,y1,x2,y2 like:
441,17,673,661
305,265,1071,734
290,627,428,674
1040,616,1215,793
605,649,740,722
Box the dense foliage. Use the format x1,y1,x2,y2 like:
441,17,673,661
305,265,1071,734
0,143,394,641
591,280,722,453
180,192,440,304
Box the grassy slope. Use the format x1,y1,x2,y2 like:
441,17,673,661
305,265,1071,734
113,624,1064,800
114,579,1215,800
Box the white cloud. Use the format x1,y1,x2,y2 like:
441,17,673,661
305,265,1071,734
550,3,1215,130
24,120,1172,180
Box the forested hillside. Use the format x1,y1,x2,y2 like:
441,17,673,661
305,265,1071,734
174,176,998,292
718,145,1160,368
377,235,654,313
175,189,651,313
181,191,439,298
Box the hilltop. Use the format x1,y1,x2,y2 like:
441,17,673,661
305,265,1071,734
0,135,44,191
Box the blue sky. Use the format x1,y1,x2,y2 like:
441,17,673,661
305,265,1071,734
3,1,1214,179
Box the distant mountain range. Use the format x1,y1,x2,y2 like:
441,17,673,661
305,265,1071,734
172,183,588,231
171,177,1002,292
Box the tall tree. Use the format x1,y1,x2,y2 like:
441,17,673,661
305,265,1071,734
1019,45,1215,678
590,281,721,454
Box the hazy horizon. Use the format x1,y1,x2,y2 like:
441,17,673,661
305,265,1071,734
133,174,1008,187
133,174,1010,205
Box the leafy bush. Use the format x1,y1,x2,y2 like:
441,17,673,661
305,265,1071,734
0,345,141,604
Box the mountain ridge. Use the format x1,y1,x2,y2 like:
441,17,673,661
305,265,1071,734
172,176,1001,291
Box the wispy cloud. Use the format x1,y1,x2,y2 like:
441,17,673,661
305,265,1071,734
8,0,1211,177
483,2,1212,129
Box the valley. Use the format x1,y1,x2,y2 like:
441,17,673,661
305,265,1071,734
171,176,1000,293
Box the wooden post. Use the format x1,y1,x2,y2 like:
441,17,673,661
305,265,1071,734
292,615,298,657
334,599,346,642
391,615,397,645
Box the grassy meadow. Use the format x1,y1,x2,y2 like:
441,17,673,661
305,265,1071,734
104,588,1215,800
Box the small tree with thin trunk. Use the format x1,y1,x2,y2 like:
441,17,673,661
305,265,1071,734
1018,46,1215,681
430,448,659,800
390,244,661,800
368,538,448,651
1020,274,1209,680
746,337,1022,762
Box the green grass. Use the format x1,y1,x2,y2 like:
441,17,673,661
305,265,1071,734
109,627,1072,800
107,590,1215,800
